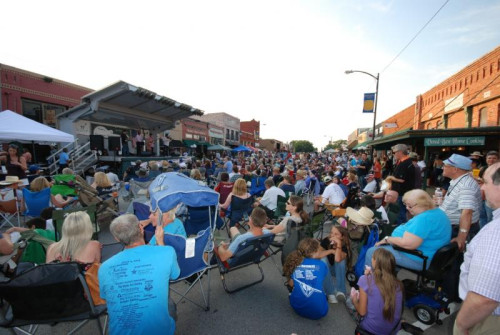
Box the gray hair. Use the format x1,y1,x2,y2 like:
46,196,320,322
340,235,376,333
488,162,500,186
110,214,143,246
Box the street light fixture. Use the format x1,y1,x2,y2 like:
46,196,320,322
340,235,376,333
345,70,380,160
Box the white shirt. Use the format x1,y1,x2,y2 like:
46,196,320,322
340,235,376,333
106,172,120,186
363,179,377,193
260,186,286,211
439,173,481,225
321,183,346,206
459,208,500,315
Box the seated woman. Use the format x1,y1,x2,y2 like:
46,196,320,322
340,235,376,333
220,178,251,210
365,189,451,270
29,176,74,208
350,248,404,335
91,172,115,199
283,238,332,320
319,225,351,303
46,211,101,264
214,172,233,205
264,195,308,243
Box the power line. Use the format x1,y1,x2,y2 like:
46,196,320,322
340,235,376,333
381,0,451,74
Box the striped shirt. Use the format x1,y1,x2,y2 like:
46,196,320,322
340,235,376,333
459,208,500,315
439,173,480,225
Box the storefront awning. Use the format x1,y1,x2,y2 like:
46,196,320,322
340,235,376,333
352,140,371,150
58,81,204,133
183,140,210,147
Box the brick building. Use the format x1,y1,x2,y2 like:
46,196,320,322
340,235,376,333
240,119,260,147
0,64,92,128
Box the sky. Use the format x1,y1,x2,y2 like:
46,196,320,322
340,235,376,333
2,0,500,150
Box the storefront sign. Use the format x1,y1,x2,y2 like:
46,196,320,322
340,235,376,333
424,136,485,147
444,93,463,113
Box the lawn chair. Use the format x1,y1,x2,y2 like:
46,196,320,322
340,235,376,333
215,233,275,293
101,242,125,263
165,227,212,311
249,176,267,197
74,176,118,222
224,196,253,231
273,194,289,223
52,205,99,242
22,188,51,219
0,262,107,335
0,187,20,229
182,205,223,236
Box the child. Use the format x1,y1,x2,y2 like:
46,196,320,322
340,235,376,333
283,238,331,320
350,248,404,335
320,225,351,303
6,217,55,264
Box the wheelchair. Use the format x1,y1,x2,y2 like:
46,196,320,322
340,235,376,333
392,242,459,325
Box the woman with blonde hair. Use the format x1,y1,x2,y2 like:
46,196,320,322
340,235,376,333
351,248,404,334
220,178,251,209
91,171,114,198
45,211,101,263
365,189,451,270
28,176,74,208
190,168,202,181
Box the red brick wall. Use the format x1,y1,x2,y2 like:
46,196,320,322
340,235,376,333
418,46,500,129
382,104,415,135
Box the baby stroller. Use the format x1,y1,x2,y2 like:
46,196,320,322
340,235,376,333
74,175,119,223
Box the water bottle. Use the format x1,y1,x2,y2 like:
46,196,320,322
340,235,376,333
435,187,443,205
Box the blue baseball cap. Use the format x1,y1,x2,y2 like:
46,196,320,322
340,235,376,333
28,165,40,173
444,154,472,171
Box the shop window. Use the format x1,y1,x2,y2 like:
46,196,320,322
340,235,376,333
479,107,488,127
22,100,43,123
22,99,65,128
185,133,193,139
226,129,230,139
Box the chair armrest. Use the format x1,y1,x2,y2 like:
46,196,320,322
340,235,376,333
392,245,427,260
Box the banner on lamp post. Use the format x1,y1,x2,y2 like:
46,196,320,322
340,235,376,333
363,93,375,113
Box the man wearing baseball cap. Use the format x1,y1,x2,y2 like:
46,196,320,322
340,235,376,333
387,143,415,224
440,153,481,302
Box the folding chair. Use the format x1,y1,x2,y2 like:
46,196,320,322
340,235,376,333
224,196,253,231
101,242,125,263
133,202,155,243
52,205,99,242
0,262,107,335
182,206,223,236
273,194,289,223
22,188,51,219
164,227,212,310
215,233,275,294
0,187,20,229
249,176,267,197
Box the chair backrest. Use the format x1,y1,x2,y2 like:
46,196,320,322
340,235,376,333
0,262,94,322
274,195,288,218
250,176,267,196
101,242,125,263
0,187,18,214
129,179,152,198
228,196,253,225
133,202,150,220
183,206,221,236
425,242,459,280
52,204,98,242
281,219,304,264
227,233,275,268
23,188,51,217
164,227,212,280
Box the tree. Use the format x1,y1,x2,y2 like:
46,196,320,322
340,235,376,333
324,139,347,151
290,140,316,153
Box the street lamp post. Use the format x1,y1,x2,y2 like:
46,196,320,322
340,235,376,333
345,70,379,160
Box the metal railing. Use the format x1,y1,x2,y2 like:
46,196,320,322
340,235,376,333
47,139,97,176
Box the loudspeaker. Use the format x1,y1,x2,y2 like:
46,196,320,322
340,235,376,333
108,136,121,151
89,135,104,151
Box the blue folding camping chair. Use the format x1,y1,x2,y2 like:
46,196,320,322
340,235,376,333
149,172,220,311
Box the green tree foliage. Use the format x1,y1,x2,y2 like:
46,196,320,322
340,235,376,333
324,139,347,151
290,140,316,153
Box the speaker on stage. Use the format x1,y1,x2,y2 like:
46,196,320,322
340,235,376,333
90,135,104,151
108,136,121,152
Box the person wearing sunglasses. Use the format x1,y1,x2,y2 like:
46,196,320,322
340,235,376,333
265,195,309,243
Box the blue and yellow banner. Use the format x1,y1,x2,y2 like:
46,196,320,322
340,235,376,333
363,93,376,113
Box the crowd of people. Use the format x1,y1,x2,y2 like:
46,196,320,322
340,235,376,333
1,142,499,335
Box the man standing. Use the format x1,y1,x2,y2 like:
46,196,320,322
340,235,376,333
224,156,233,174
386,144,415,224
58,148,71,173
439,153,481,303
121,130,129,156
356,153,371,190
454,162,500,334
99,214,180,335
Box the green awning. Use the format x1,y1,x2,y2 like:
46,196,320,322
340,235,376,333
352,140,371,150
183,140,210,147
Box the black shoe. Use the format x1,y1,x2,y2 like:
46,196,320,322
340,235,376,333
401,322,424,335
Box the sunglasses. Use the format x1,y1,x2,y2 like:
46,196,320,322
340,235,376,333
286,201,292,205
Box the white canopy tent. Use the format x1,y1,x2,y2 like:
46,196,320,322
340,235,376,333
0,110,74,143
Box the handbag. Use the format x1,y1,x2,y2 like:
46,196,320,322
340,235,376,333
84,262,106,306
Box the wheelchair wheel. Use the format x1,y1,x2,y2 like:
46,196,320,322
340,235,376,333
413,304,436,325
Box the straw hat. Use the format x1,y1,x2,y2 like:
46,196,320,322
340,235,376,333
0,176,22,186
346,206,374,225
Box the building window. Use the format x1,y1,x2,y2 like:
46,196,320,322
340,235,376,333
230,130,234,140
22,99,65,128
465,77,468,87
483,67,486,78
479,107,488,127
235,132,239,141
185,133,193,139
226,129,230,140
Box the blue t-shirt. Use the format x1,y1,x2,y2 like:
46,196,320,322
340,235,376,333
98,245,180,335
225,160,233,174
289,258,328,320
392,208,451,261
358,275,403,335
149,218,187,245
59,152,69,164
228,229,271,255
